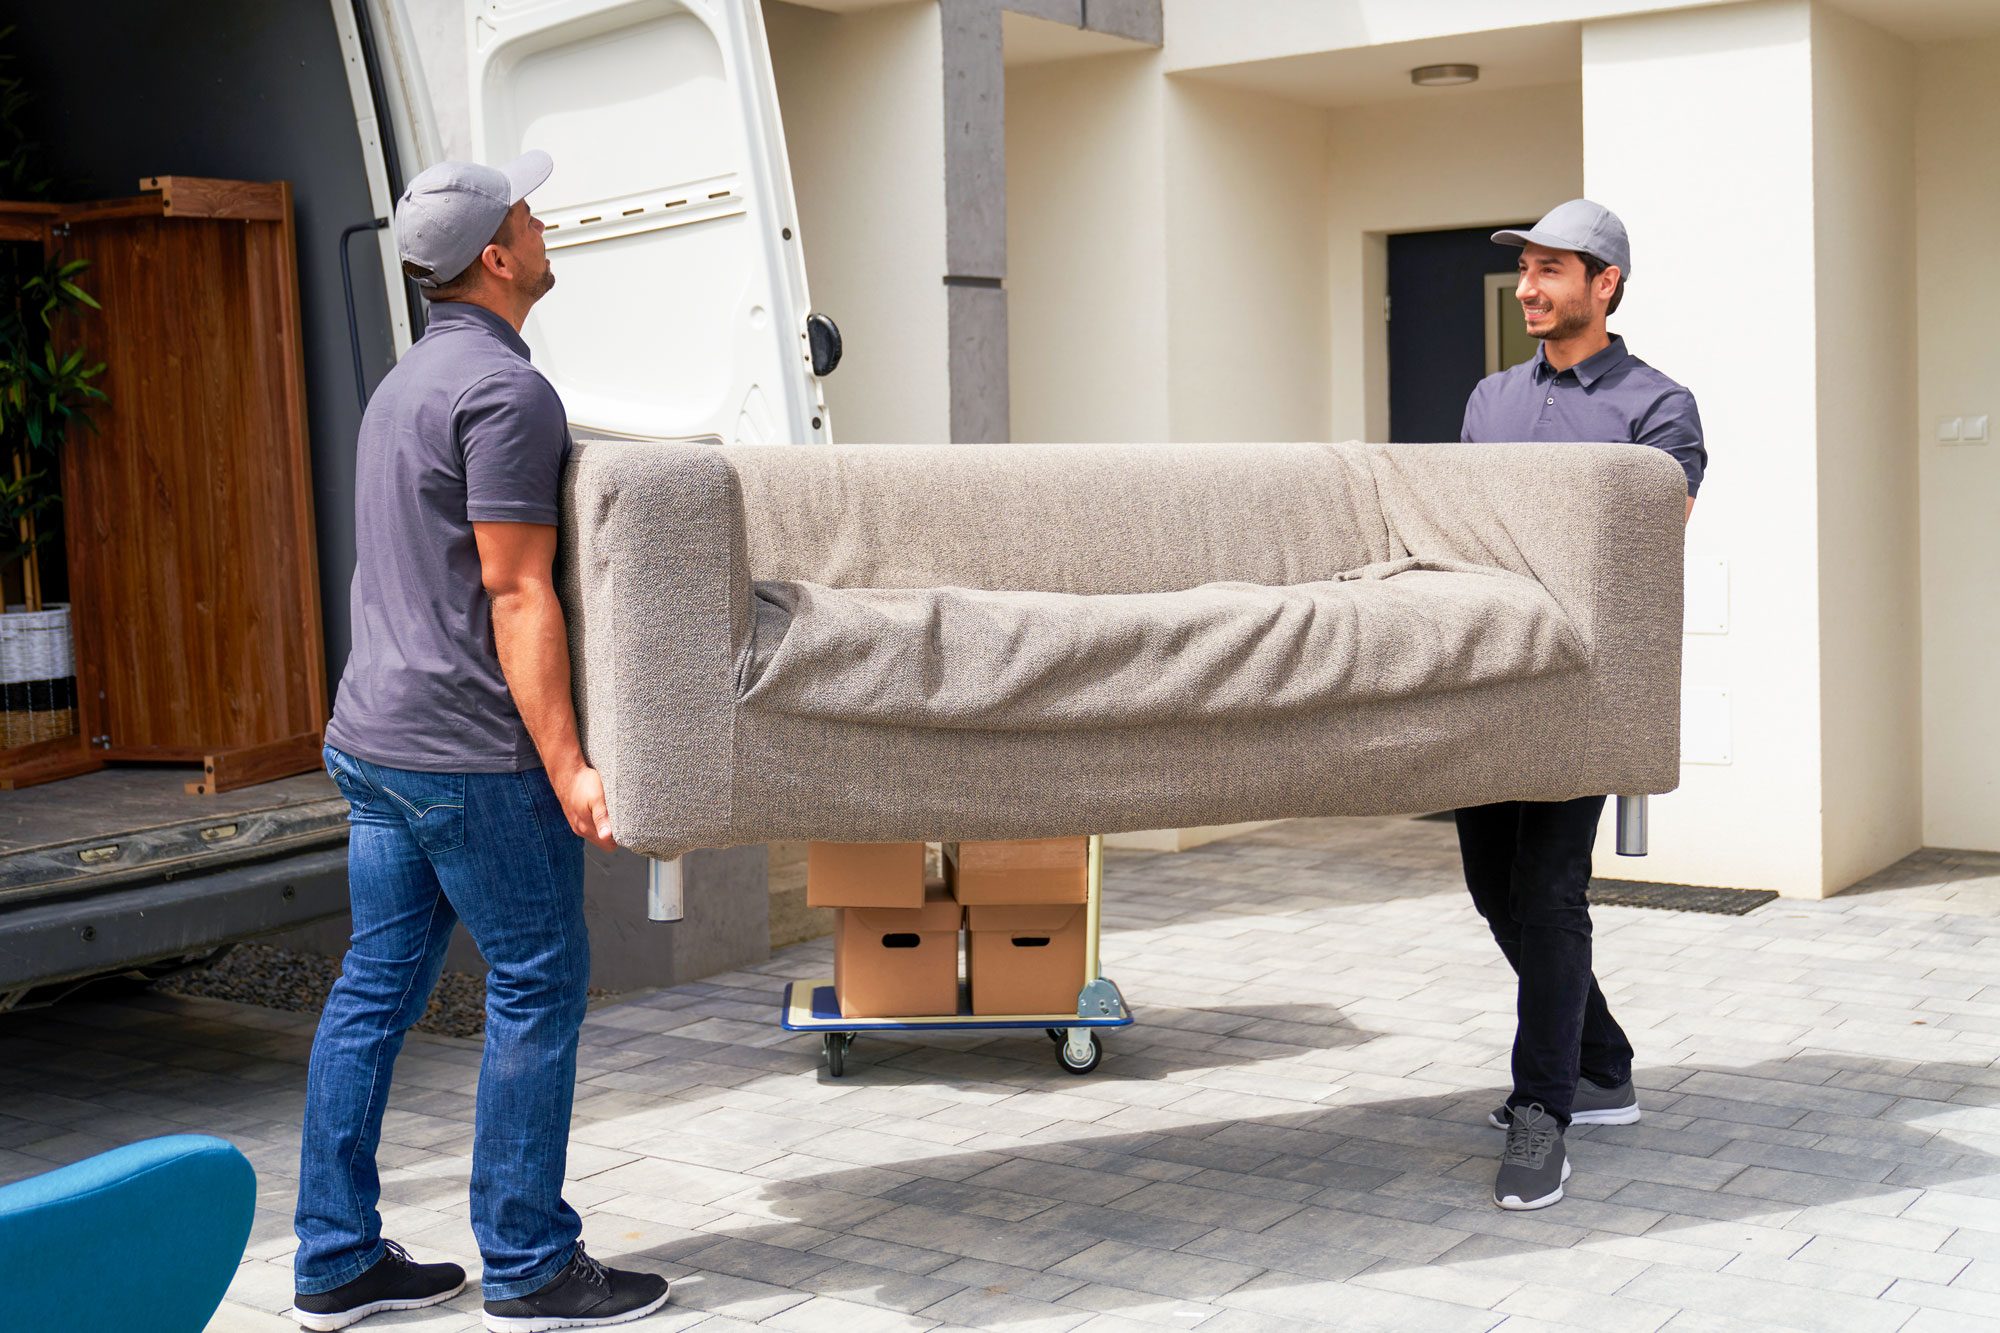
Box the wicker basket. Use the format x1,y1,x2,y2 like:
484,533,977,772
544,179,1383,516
1,604,77,750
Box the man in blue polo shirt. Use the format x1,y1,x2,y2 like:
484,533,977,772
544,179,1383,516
1460,199,1705,1212
293,154,671,1329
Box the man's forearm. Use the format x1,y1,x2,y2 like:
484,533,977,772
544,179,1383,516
490,582,587,782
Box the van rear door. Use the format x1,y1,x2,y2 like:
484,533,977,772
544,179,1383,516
467,0,831,445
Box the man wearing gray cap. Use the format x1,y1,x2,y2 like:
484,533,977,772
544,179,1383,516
293,153,670,1330
1458,198,1705,1213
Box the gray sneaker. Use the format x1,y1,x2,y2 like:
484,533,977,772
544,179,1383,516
1494,1103,1570,1210
1489,1076,1640,1129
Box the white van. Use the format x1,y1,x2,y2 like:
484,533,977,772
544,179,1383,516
367,0,838,445
0,0,824,1003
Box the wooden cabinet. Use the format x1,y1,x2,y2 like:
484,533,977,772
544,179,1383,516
0,177,326,793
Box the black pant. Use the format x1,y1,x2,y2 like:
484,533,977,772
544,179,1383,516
1454,795,1633,1126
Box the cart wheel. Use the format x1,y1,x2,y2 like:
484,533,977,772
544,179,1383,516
1046,1028,1066,1044
823,1033,850,1078
1057,1030,1101,1075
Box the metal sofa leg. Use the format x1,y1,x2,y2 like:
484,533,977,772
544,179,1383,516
1615,795,1648,857
647,856,685,922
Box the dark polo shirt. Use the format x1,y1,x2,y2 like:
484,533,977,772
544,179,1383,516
1461,335,1707,497
324,302,571,772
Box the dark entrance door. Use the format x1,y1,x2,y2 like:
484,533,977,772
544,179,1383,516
1387,224,1535,443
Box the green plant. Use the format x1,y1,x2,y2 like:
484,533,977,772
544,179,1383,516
2,252,106,559
0,23,105,600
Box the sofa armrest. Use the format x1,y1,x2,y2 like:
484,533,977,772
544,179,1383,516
1365,442,1687,795
559,441,747,854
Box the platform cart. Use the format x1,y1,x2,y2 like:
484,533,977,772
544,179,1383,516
779,835,1133,1076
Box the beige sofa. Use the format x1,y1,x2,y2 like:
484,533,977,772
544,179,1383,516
558,440,1686,860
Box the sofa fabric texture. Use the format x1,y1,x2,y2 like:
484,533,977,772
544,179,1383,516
557,441,1686,859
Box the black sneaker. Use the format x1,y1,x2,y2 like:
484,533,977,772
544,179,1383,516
483,1245,671,1331
1490,1076,1640,1129
1493,1102,1570,1211
293,1240,467,1331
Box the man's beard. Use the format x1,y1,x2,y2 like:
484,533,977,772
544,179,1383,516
1532,297,1592,342
533,262,556,297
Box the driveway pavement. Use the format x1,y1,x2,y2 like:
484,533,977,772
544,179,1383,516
4,816,1999,1332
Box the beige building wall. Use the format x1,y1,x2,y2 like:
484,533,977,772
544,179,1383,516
1916,35,2000,853
1006,52,1170,443
1009,61,1331,447
1582,0,1830,895
1161,78,1332,444
766,0,950,443
1322,84,1583,442
1163,0,1728,72
1810,4,1922,888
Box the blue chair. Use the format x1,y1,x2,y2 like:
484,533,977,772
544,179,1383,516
0,1134,255,1332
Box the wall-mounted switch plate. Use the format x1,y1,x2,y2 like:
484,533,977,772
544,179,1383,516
1938,416,1963,442
1965,414,1989,444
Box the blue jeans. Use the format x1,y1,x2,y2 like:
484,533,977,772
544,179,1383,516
295,745,588,1300
1454,795,1634,1128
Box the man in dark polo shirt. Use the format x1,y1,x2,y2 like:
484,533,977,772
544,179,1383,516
1460,199,1705,1212
292,154,670,1330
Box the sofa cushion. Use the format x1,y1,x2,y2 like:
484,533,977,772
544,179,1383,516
738,557,1586,732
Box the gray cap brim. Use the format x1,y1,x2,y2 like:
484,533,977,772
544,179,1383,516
1492,226,1577,252
500,149,554,205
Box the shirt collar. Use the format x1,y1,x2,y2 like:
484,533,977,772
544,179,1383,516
422,299,532,361
1533,334,1629,388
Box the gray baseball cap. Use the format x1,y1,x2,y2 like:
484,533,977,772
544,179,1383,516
395,150,554,289
1493,198,1631,277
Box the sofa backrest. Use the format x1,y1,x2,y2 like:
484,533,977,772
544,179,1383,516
720,441,1393,594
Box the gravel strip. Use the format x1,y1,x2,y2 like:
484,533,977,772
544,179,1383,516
160,943,491,1038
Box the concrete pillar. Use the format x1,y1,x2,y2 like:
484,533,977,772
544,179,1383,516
1582,0,1919,897
941,0,1009,443
271,843,768,994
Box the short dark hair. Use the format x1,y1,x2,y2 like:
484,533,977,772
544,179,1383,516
403,210,516,301
1582,253,1626,316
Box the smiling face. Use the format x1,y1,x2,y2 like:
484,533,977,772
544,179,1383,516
1516,242,1613,344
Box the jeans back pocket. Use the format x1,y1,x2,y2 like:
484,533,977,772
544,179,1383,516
376,771,468,855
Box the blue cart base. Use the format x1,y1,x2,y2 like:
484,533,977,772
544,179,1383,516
779,979,1134,1076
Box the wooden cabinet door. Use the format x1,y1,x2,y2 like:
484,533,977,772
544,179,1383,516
57,179,326,787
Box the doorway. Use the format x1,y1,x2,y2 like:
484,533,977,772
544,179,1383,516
1387,224,1535,443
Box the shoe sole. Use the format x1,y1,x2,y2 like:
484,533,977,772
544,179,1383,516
1490,1105,1641,1129
293,1281,466,1331
1494,1156,1572,1211
483,1286,671,1332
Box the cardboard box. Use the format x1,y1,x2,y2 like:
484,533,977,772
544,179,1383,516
834,888,963,1018
944,837,1088,906
966,903,1087,1016
807,840,926,909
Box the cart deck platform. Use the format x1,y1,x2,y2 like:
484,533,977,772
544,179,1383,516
777,835,1132,1076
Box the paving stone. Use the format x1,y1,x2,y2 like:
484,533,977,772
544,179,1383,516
12,817,1994,1333
1492,1282,1678,1333
1102,1178,1305,1231
761,1293,938,1331
925,1256,1086,1303
914,1286,1095,1331
852,1202,1097,1271
662,1269,812,1321
1718,1252,1894,1298
1432,1232,1650,1295
1215,1270,1505,1330
1882,1277,2000,1323
1260,1203,1469,1263
1049,1239,1262,1302
1614,1264,1917,1332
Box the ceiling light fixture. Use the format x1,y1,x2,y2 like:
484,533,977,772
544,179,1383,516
1411,63,1480,87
